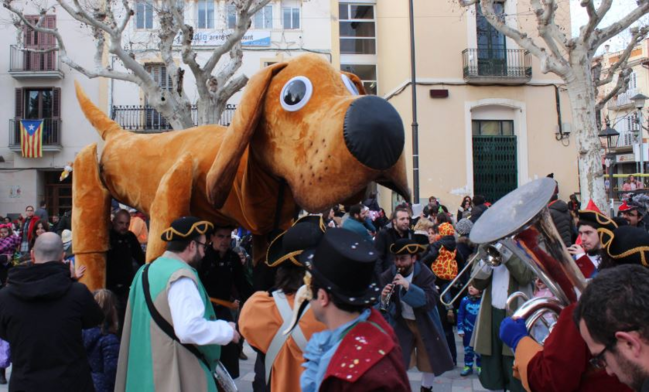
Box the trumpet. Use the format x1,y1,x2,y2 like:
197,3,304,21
380,267,404,312
439,243,503,307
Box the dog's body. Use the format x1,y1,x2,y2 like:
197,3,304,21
73,54,409,290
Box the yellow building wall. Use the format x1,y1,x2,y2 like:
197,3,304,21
375,0,578,214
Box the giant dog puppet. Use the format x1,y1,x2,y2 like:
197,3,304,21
72,54,410,290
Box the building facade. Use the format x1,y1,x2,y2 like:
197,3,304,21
598,39,649,195
366,0,579,212
0,0,336,218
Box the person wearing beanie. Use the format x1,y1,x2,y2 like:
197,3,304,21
455,219,475,277
115,217,239,392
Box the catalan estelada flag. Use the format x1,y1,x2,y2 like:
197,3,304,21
20,119,43,158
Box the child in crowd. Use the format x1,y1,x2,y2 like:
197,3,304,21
82,289,120,392
457,284,482,376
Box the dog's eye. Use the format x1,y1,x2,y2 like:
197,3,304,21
280,76,313,112
341,74,359,96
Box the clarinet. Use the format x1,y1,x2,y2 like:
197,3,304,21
380,267,404,312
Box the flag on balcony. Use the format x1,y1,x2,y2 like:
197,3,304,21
20,119,44,158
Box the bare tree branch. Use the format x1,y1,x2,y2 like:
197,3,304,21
595,4,649,48
596,26,648,87
596,67,632,110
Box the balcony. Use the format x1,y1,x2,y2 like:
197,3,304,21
9,118,62,152
111,104,236,133
608,88,638,111
462,48,532,85
9,45,64,79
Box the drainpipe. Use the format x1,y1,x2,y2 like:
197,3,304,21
408,0,420,204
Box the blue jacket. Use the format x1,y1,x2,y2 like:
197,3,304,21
342,217,374,242
82,327,120,392
457,295,481,334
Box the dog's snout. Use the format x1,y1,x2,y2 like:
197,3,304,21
343,96,405,171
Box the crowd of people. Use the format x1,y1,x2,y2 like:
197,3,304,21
0,184,648,392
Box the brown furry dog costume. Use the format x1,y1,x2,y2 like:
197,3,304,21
72,54,410,290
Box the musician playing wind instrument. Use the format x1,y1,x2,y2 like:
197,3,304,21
379,238,454,392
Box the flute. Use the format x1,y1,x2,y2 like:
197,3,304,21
380,267,404,312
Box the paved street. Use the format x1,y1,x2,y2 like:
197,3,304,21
0,331,486,391
234,333,487,392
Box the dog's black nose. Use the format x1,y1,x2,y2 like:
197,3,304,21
343,96,405,171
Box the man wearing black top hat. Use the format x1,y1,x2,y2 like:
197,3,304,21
300,228,410,392
380,238,454,392
115,216,240,392
240,215,327,392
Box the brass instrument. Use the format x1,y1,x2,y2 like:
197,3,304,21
469,178,587,345
439,243,503,307
380,267,404,312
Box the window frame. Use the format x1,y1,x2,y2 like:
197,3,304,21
135,0,154,30
197,0,215,30
472,119,515,136
338,3,376,55
282,6,300,30
252,5,273,30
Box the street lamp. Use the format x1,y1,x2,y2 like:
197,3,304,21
599,119,620,216
631,93,648,174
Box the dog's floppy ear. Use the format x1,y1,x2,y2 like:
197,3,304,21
341,71,367,95
207,62,287,208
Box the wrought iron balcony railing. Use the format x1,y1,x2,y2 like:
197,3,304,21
9,118,62,152
111,104,236,132
9,45,64,79
462,48,532,84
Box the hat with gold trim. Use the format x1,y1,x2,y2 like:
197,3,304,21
390,238,426,255
605,226,649,268
578,210,618,249
266,215,326,268
160,216,214,242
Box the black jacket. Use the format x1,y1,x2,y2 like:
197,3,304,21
0,261,103,392
548,200,574,247
469,204,488,223
374,227,413,276
106,229,145,295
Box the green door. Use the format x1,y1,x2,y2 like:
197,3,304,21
473,135,517,203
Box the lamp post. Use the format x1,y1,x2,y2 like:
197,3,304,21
599,119,620,216
631,93,648,174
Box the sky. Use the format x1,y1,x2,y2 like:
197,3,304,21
570,0,648,51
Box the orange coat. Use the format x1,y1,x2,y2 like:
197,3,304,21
239,291,325,391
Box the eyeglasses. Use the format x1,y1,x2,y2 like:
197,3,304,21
25,209,34,212
194,240,211,251
589,342,615,370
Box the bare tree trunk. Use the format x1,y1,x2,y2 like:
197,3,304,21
565,61,607,211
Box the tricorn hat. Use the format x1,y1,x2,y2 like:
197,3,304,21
578,210,618,247
161,216,214,242
310,228,381,306
266,215,326,268
390,238,426,255
604,226,649,268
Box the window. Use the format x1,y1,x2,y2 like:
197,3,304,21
14,88,61,146
628,71,637,90
144,64,173,130
197,0,214,29
341,64,377,95
227,4,237,29
472,120,514,136
253,5,273,29
476,2,506,56
339,3,376,55
283,7,300,29
136,0,154,29
23,15,57,71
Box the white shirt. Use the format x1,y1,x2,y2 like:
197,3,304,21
168,277,234,345
400,271,416,320
491,264,510,310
